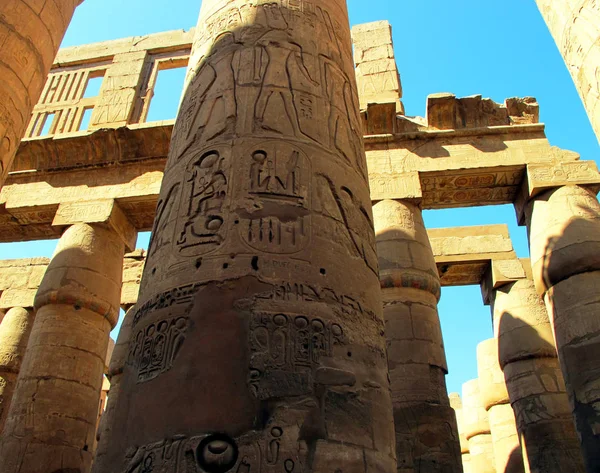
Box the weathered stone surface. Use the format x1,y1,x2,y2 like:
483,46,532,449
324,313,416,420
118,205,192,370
0,307,35,434
535,0,600,143
97,2,396,472
0,0,82,185
0,223,124,472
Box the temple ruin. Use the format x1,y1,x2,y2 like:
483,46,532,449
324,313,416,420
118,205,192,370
0,1,599,472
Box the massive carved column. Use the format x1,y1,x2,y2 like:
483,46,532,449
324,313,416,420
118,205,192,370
0,307,35,434
462,379,495,473
0,200,134,473
99,2,396,472
0,0,83,183
477,339,524,473
519,168,600,470
487,259,584,473
374,199,462,473
535,0,600,142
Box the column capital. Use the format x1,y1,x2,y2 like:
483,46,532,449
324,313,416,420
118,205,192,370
514,160,600,225
53,199,137,251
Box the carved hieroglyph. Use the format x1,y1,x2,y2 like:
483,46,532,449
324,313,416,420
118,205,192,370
0,0,83,184
97,2,396,472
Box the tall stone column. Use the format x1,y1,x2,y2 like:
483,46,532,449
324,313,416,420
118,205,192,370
0,200,135,473
462,379,495,473
477,339,524,473
99,1,396,472
517,163,600,471
374,199,462,473
0,0,84,183
0,307,35,434
535,0,600,143
486,258,585,473
92,306,134,468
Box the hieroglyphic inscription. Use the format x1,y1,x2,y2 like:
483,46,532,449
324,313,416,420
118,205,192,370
248,312,344,399
239,142,310,253
129,316,189,383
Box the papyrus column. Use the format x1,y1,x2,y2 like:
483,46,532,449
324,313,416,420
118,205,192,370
0,200,135,473
535,0,600,143
487,259,584,473
462,379,495,473
99,2,396,472
517,163,600,471
0,307,35,434
0,0,83,183
477,339,524,473
374,199,462,473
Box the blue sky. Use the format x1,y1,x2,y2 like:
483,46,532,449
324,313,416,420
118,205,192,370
1,0,598,395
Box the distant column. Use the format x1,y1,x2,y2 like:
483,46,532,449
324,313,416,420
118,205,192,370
518,167,600,470
0,200,135,473
374,199,463,473
488,259,584,473
0,307,35,434
92,306,134,468
0,0,84,183
449,393,473,473
535,0,600,143
477,339,524,473
462,379,495,473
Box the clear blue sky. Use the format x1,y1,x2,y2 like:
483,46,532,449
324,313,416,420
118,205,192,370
1,0,598,395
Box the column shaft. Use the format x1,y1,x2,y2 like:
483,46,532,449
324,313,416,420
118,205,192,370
374,199,462,473
0,0,82,183
0,223,123,473
535,0,600,143
0,307,35,433
527,185,600,470
99,1,396,472
493,277,584,473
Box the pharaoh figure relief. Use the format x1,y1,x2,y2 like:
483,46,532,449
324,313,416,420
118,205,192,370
95,1,396,473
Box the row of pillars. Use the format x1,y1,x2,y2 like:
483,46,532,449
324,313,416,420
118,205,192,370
0,1,599,472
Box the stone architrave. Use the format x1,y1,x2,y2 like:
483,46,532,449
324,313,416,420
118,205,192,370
96,1,396,472
374,199,463,473
535,0,600,143
462,379,495,473
0,0,84,184
0,307,35,434
476,339,524,473
491,271,585,473
522,182,600,471
0,206,132,472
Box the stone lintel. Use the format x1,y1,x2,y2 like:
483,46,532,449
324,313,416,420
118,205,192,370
480,258,531,305
364,102,398,135
370,171,422,203
0,289,38,310
514,160,600,224
105,337,115,374
53,199,137,251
